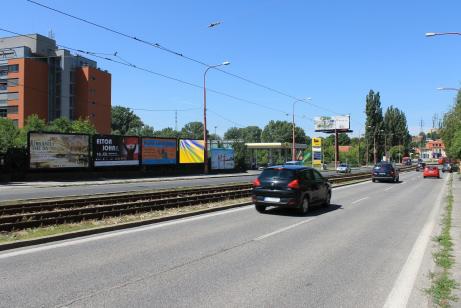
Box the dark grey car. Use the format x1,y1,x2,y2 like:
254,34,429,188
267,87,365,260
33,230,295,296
251,165,332,214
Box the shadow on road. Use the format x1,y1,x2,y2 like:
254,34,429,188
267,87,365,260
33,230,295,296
263,203,343,217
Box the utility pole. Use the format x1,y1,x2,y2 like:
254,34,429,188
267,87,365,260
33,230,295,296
175,110,178,132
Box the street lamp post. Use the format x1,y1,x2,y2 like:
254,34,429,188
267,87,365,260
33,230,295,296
291,98,311,161
203,61,230,174
437,87,460,92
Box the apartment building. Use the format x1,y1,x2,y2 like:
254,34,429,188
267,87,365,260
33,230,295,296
0,34,111,133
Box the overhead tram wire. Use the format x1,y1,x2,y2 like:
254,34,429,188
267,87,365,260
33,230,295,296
26,0,342,116
1,28,308,120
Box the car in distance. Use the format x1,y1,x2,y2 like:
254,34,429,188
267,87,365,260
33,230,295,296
423,166,440,178
416,162,426,171
372,162,400,183
252,165,332,214
336,163,351,173
442,163,452,173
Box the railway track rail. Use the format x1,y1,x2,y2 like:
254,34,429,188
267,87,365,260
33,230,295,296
0,167,415,231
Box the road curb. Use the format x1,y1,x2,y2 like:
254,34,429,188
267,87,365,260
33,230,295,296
0,201,253,252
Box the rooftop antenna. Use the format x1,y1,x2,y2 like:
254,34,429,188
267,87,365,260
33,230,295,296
48,30,55,40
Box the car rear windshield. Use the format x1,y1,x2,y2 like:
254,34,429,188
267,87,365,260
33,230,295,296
374,164,392,170
259,168,295,180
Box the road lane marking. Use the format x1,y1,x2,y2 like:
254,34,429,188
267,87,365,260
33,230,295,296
351,197,369,204
0,206,254,259
253,218,316,241
384,186,394,191
383,175,449,308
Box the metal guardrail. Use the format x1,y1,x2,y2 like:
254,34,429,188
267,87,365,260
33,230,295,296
0,166,416,231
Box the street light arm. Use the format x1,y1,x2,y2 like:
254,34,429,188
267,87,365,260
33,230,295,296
426,32,461,37
291,97,312,161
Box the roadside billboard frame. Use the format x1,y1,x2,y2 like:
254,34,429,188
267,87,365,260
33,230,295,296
141,137,177,165
93,134,141,167
28,131,91,170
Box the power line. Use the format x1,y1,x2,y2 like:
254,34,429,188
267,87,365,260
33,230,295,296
26,0,342,116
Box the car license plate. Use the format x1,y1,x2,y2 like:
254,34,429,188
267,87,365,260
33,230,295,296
264,197,280,202
380,173,386,175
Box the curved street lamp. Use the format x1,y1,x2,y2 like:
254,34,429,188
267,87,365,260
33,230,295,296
292,98,312,161
203,61,230,174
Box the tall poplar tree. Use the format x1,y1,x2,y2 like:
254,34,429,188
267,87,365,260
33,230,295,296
364,90,384,163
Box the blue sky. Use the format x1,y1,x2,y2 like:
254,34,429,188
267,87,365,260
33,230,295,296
3,0,461,137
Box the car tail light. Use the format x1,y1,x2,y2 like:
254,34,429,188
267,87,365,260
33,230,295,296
288,179,300,189
252,178,261,187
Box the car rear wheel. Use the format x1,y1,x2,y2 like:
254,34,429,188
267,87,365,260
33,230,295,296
299,197,309,215
323,192,331,207
255,205,266,213
372,178,376,183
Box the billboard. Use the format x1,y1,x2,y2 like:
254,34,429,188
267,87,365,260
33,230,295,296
314,115,350,131
179,139,204,164
29,133,90,169
312,146,322,165
142,138,177,165
211,149,235,170
94,135,140,166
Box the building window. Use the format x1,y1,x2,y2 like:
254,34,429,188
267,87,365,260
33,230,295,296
0,108,6,117
0,81,6,91
7,92,19,100
91,76,96,81
7,106,18,114
8,64,19,73
7,78,19,87
0,100,7,106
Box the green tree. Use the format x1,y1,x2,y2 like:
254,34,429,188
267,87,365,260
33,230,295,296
16,115,47,147
128,124,155,137
364,90,384,163
111,106,143,135
441,90,461,158
232,141,248,171
338,133,351,145
224,127,242,140
70,118,97,135
241,126,262,143
0,118,19,153
261,120,306,143
154,127,180,138
181,122,207,139
48,117,73,133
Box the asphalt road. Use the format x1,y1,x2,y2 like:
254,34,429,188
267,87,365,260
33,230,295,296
0,170,446,307
0,167,371,202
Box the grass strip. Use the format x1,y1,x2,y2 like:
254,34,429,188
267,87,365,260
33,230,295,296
426,174,458,307
0,197,251,244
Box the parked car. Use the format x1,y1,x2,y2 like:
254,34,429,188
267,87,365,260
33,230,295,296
252,165,332,214
423,166,440,178
336,163,351,173
442,163,453,173
372,162,400,183
416,162,426,171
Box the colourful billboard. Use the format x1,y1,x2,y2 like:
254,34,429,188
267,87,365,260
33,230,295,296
94,135,140,166
179,139,204,164
211,149,235,170
29,133,90,169
142,138,177,165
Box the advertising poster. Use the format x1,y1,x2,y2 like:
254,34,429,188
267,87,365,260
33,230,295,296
314,115,350,131
142,138,177,165
211,149,235,170
29,133,90,169
179,139,204,164
94,135,140,166
312,146,322,165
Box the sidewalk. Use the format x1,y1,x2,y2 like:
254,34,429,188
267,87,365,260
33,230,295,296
451,174,461,301
0,170,261,189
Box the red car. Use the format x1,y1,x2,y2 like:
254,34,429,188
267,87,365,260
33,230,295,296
423,166,440,178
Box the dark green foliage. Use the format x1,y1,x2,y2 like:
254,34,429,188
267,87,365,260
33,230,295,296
180,122,207,139
111,106,144,135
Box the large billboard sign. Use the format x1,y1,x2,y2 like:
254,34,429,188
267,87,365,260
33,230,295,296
211,149,235,170
94,135,140,166
314,115,350,131
179,139,204,164
29,133,90,169
141,138,177,165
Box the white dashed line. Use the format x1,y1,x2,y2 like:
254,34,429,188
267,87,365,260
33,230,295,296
384,186,394,191
253,218,316,241
351,197,369,204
